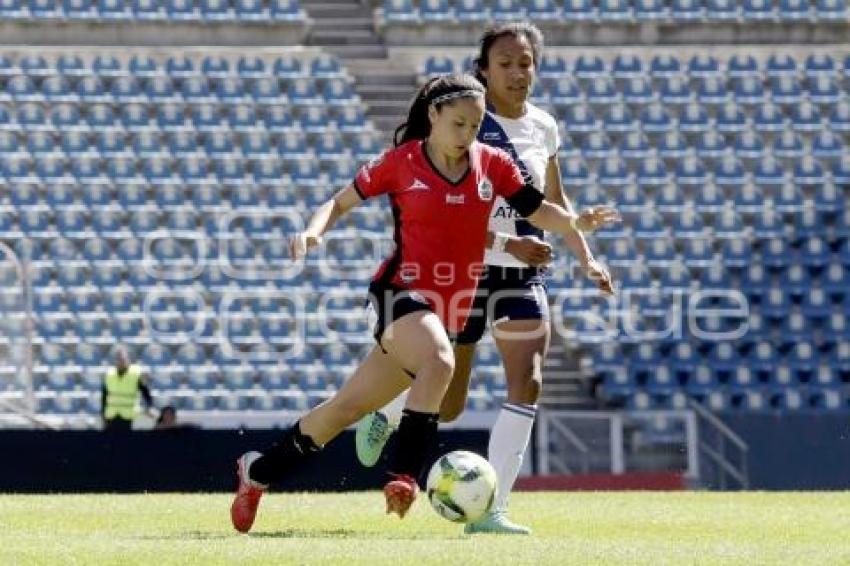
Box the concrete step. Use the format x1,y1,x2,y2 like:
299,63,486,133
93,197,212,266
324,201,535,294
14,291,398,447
344,58,416,74
324,45,388,59
307,30,382,45
303,2,368,15
310,17,374,29
363,100,410,115
356,83,415,96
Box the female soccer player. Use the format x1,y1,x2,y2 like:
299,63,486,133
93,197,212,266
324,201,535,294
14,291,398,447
355,23,613,534
230,74,619,533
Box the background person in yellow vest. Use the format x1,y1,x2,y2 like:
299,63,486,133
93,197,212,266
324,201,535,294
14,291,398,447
101,347,155,432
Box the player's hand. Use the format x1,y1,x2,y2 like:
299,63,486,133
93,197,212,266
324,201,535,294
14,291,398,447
582,257,615,296
505,236,553,267
575,206,622,233
289,232,322,260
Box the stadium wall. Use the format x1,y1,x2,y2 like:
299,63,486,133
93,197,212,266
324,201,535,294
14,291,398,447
0,429,488,493
722,414,850,490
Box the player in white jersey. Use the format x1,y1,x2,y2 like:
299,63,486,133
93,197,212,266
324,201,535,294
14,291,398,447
355,23,614,534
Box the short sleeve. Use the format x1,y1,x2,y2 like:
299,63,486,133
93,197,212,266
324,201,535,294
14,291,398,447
353,150,395,200
490,148,544,217
490,148,526,200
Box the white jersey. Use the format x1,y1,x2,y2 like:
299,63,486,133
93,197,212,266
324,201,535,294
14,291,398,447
479,103,560,268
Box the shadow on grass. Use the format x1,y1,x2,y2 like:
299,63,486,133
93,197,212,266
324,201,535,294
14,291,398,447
250,529,466,541
138,529,466,541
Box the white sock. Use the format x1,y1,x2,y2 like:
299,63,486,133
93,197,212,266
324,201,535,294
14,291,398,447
488,402,537,513
379,389,408,428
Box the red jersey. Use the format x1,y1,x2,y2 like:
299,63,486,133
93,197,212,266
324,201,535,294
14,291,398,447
353,139,540,334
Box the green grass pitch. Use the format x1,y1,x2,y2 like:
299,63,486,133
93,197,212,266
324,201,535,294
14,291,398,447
2,492,848,565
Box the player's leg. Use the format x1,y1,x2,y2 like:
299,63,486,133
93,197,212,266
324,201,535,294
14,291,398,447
467,277,550,535
378,309,456,517
438,343,477,422
231,346,410,532
355,340,476,466
356,286,488,464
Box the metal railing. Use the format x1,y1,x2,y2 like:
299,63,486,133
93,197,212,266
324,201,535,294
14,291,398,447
689,400,750,490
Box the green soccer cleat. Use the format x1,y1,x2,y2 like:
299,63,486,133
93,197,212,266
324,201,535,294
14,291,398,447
464,511,532,535
355,410,393,467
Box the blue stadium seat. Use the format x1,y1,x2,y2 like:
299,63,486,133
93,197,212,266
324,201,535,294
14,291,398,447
598,0,632,20
563,0,596,19
812,130,844,160
132,0,167,19
655,131,686,160
635,0,667,19
649,54,680,78
420,0,454,20
612,53,643,79
620,131,652,160
727,53,759,77
574,55,607,80
527,0,560,18
733,130,766,160
732,76,765,105
683,238,715,267
706,0,739,18
809,75,841,104
695,129,726,160
550,76,582,106
679,103,711,133
270,0,303,20
753,156,786,188
817,0,847,19
636,156,669,187
660,76,691,105
696,76,728,106
644,238,677,266
564,104,596,134
614,74,646,104
743,0,775,20
752,207,784,238
804,52,835,77
587,77,618,105
715,156,747,188
640,103,673,132
598,156,630,187
761,238,792,271
672,208,707,238
491,0,526,20
716,102,747,132
671,0,704,19
423,55,454,76
383,0,417,19
772,129,804,158
790,101,822,131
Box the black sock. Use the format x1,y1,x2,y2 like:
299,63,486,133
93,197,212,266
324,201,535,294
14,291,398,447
249,420,322,486
388,409,439,485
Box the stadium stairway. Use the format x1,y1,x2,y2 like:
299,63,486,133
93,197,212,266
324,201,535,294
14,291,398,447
302,0,386,58
299,0,415,139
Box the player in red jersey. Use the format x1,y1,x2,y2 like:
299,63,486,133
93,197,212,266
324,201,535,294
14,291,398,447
230,74,619,532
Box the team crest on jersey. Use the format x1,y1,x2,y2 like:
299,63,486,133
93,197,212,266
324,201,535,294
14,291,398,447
477,178,493,201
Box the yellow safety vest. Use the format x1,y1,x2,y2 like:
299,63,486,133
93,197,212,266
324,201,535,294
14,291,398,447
104,364,142,420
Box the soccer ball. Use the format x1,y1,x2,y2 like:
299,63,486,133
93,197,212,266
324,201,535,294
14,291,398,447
425,450,497,523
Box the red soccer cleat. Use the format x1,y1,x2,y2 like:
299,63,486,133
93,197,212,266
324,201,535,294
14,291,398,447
384,474,419,518
230,451,267,533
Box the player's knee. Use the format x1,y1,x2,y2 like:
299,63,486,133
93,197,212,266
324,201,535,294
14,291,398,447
423,345,455,387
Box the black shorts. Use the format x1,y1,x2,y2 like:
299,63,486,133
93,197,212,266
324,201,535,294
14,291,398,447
455,265,549,345
367,280,436,347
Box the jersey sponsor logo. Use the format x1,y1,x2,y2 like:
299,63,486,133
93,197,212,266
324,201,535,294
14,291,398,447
477,178,493,201
401,178,430,193
481,132,501,142
445,193,465,205
493,205,521,218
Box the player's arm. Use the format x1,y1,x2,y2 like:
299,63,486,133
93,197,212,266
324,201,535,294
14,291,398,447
543,155,594,266
505,186,619,295
289,185,362,259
